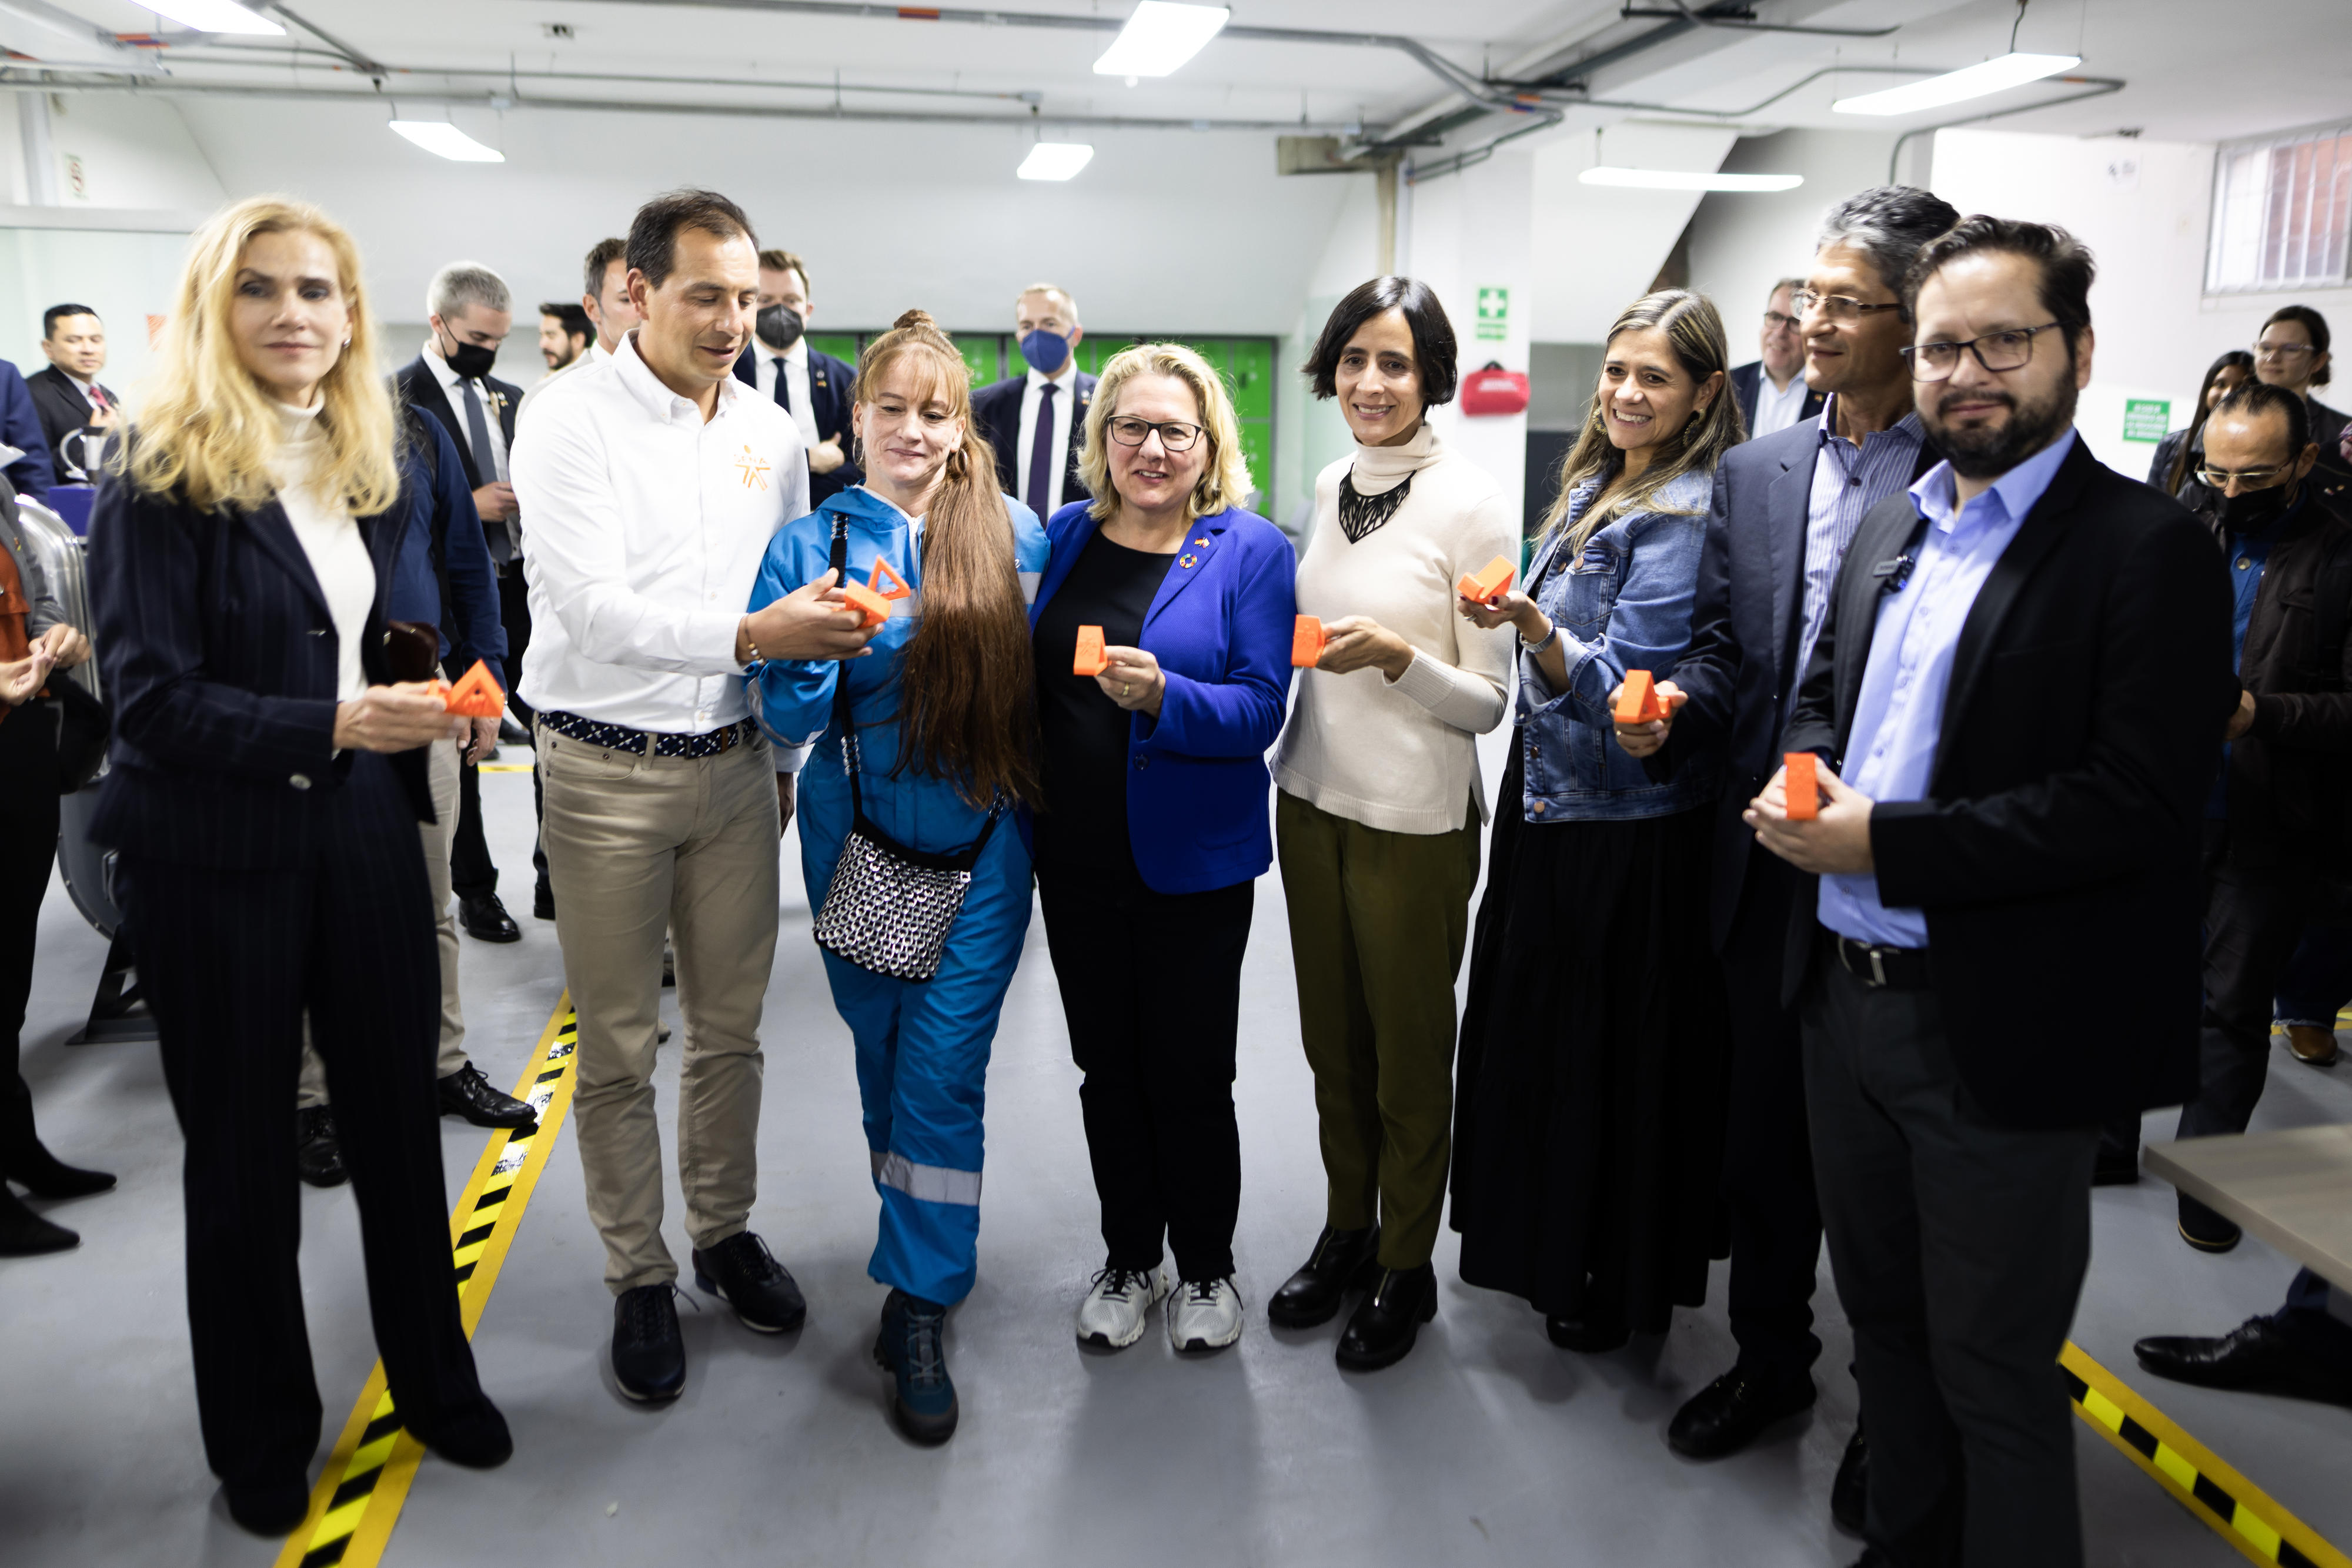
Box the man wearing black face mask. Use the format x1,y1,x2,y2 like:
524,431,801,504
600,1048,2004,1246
2168,378,2352,1253
397,262,529,944
730,248,858,507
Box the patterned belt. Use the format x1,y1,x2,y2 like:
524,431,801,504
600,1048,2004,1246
538,709,759,760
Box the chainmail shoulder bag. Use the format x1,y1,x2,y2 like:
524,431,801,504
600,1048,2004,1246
810,514,1004,982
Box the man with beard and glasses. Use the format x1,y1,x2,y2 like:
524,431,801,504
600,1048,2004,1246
731,248,858,506
1744,216,2234,1568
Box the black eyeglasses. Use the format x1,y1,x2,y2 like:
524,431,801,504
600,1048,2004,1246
1762,310,1800,330
1105,416,1205,452
1790,289,1905,323
1902,323,2064,382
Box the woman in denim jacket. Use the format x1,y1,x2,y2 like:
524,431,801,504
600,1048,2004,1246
1450,289,1742,1354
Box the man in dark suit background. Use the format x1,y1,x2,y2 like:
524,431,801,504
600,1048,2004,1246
1729,277,1826,439
971,281,1097,517
1748,217,2234,1567
1624,187,1957,1502
26,304,119,487
396,260,527,945
731,247,858,507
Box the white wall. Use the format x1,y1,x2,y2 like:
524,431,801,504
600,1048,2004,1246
1529,122,1739,343
0,228,193,408
1274,169,1384,533
1410,146,1536,535
1929,127,2352,476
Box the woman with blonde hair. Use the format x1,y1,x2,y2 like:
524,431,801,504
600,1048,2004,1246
1449,288,1738,1355
1028,343,1295,1356
86,196,509,1535
747,308,1045,1445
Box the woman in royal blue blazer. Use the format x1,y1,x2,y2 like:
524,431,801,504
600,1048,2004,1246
1028,342,1295,1356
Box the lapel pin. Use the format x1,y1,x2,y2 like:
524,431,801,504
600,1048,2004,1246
1179,554,1197,569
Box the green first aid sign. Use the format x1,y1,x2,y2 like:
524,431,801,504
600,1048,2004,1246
2122,398,2170,443
1475,286,1509,342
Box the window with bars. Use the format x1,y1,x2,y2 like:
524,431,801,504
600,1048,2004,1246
2207,123,2352,293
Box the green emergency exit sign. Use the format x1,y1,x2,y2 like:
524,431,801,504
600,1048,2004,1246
1475,286,1509,342
2122,398,2170,443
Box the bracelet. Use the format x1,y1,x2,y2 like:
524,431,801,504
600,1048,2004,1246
740,616,764,666
1519,620,1558,656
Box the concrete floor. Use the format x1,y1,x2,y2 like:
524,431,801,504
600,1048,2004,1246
5,730,2347,1567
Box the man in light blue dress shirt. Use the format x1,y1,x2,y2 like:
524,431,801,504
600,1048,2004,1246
1746,218,2236,1568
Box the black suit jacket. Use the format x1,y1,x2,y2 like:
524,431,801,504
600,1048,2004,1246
1729,360,1825,439
395,355,520,493
86,469,431,870
972,370,1098,506
1672,419,1940,952
25,365,117,487
731,343,861,506
1780,436,2237,1127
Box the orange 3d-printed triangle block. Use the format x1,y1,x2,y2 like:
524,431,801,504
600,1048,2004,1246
1291,616,1325,668
1784,751,1820,821
868,557,912,601
1456,555,1516,604
840,580,891,627
442,659,506,718
1613,669,1665,726
1074,624,1109,677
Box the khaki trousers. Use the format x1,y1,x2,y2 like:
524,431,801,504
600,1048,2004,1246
298,736,467,1108
537,723,780,1293
1276,788,1480,1270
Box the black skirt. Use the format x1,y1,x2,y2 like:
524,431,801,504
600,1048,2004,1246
1451,744,1729,1331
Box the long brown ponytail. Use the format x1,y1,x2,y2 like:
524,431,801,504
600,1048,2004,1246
856,309,1038,807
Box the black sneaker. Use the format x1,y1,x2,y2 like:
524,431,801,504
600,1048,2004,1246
612,1283,686,1402
874,1289,958,1443
437,1063,538,1131
691,1232,807,1333
296,1106,346,1188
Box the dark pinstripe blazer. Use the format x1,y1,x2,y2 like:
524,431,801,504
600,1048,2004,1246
86,470,432,868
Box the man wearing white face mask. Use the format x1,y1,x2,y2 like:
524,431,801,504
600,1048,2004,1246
973,282,1097,521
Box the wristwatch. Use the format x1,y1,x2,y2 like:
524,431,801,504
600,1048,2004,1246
1518,619,1558,656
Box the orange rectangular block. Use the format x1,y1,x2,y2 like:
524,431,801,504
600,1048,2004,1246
1291,616,1325,668
1613,668,1664,726
840,580,891,628
1784,752,1819,821
1456,555,1516,604
1073,624,1108,677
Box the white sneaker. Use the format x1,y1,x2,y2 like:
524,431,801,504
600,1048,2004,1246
1075,1265,1169,1349
1168,1276,1244,1353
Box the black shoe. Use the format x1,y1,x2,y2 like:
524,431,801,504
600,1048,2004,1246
662,944,676,988
0,1183,77,1255
296,1105,346,1189
2134,1315,2352,1406
499,716,530,746
1666,1365,1818,1458
0,1083,115,1198
1546,1308,1630,1353
874,1289,958,1443
437,1063,538,1131
691,1232,807,1333
1335,1263,1436,1372
612,1283,686,1402
223,1476,309,1536
2093,1147,2141,1186
406,1396,513,1467
532,883,554,921
1267,1223,1380,1329
459,895,522,944
2179,1193,2243,1253
1832,1423,1869,1536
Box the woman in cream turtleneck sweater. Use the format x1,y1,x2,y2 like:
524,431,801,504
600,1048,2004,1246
1266,278,1514,1370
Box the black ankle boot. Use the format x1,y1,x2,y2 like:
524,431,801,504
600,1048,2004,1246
1335,1263,1436,1371
0,1183,78,1256
0,1080,113,1200
1268,1223,1381,1329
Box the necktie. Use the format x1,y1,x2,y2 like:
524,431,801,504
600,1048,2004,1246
773,357,791,412
86,385,108,413
1027,380,1058,521
460,379,514,564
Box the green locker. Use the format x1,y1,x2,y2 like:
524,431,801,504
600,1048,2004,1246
1229,340,1273,422
807,333,861,370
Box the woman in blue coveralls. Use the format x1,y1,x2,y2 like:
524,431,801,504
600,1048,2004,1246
747,309,1045,1445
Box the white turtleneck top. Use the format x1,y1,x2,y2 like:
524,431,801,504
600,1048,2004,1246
266,400,374,702
1273,423,1516,834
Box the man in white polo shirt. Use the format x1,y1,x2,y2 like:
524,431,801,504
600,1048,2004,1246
511,188,877,1404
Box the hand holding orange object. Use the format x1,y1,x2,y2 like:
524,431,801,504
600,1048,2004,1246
1073,624,1109,677
840,580,891,627
1456,555,1516,606
1613,669,1666,725
1291,616,1325,668
1783,751,1819,821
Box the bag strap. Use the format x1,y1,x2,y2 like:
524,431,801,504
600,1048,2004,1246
827,511,866,821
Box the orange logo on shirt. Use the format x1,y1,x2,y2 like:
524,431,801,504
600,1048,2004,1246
736,446,770,490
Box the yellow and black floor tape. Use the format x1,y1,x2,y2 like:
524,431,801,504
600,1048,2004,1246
272,999,579,1568
2063,1341,2350,1568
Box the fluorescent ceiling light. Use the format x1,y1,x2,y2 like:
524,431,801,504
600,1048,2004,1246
1833,53,2080,116
390,121,506,162
1579,167,1803,193
1093,2,1228,78
141,0,286,34
1018,142,1095,181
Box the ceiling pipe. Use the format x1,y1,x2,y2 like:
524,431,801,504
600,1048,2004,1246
150,47,1045,103
1615,2,1898,39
